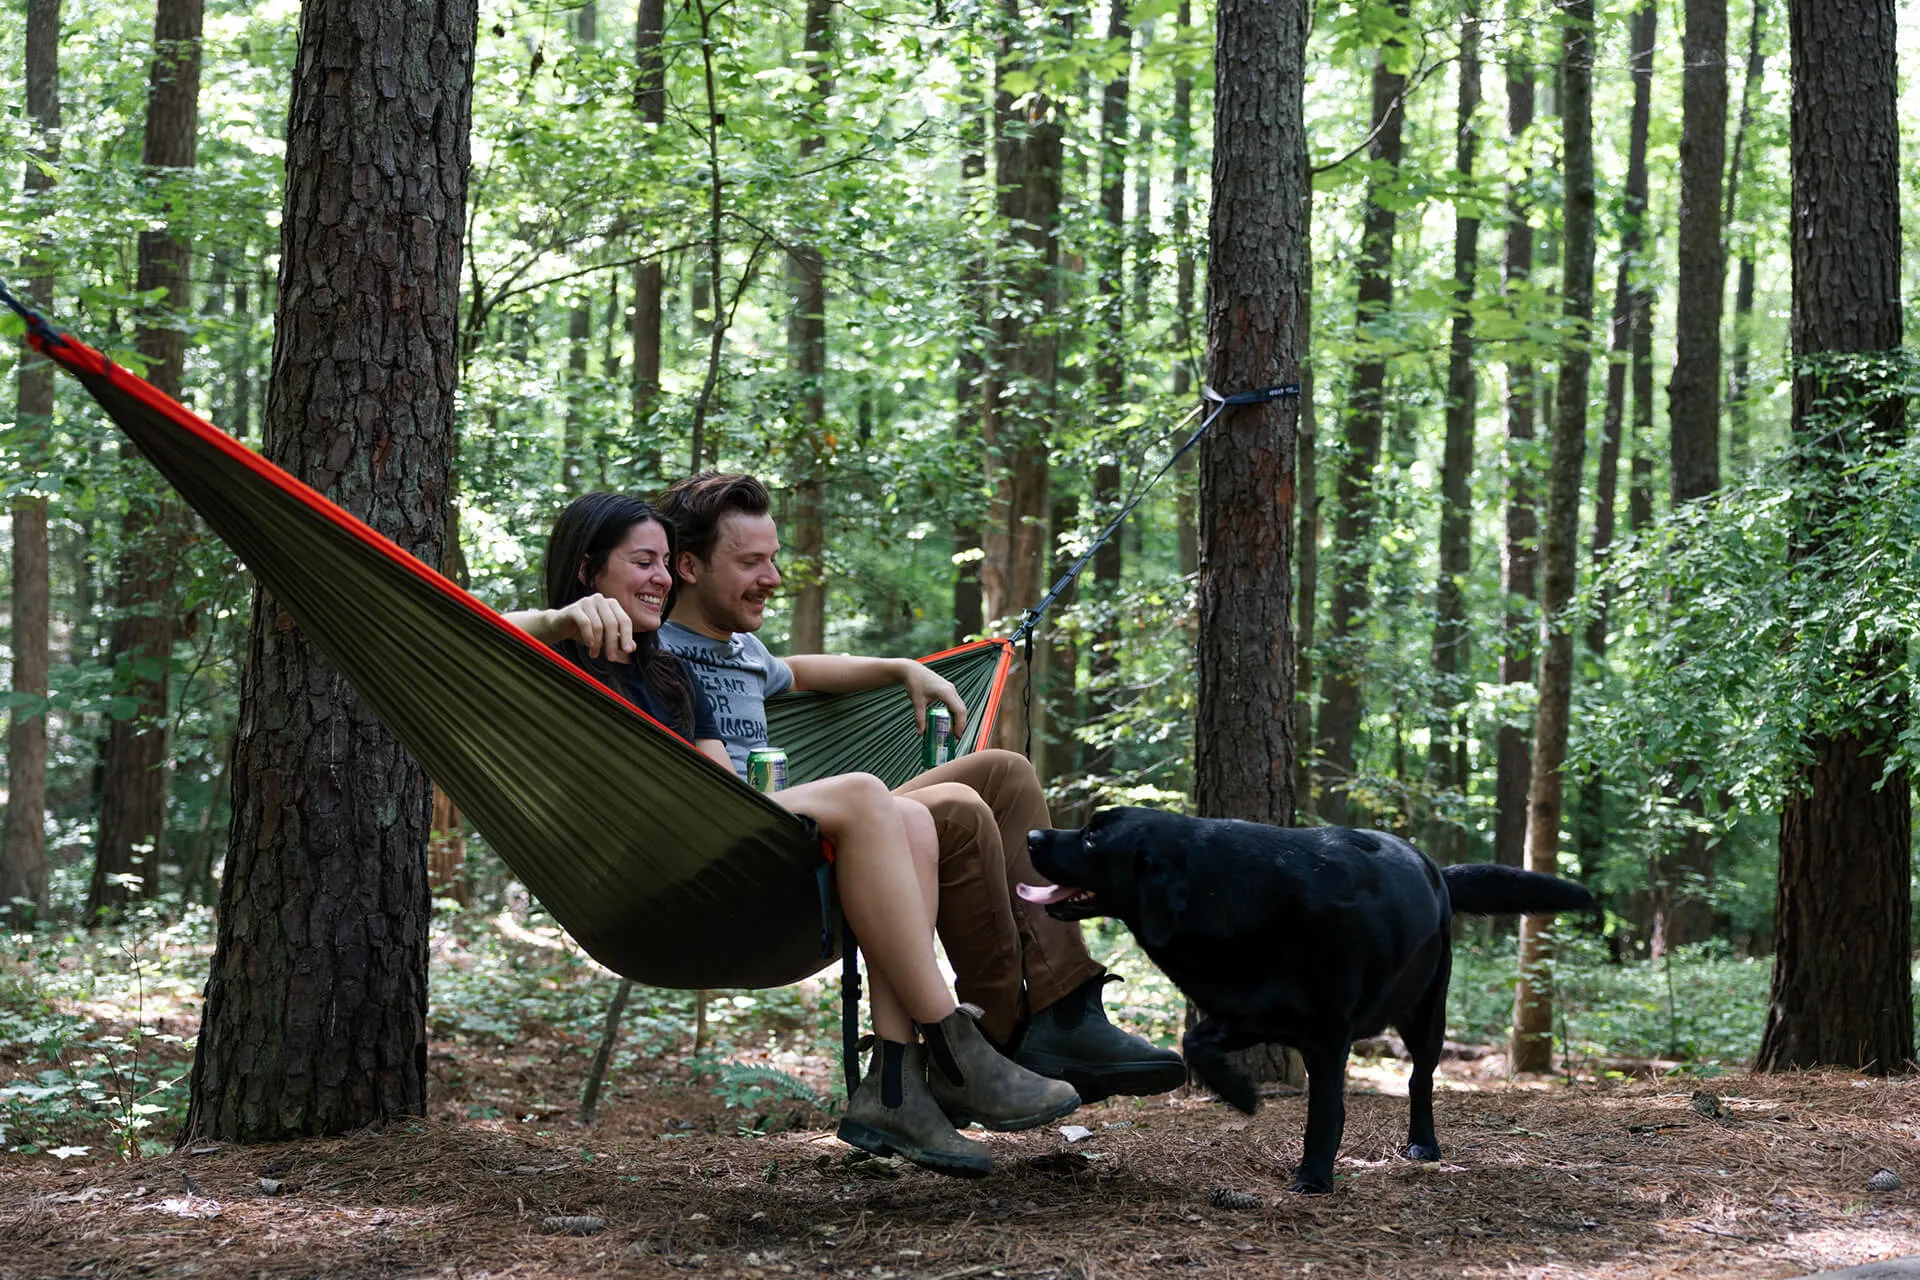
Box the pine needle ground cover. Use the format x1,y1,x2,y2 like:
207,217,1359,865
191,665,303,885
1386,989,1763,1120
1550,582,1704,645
5,913,1920,1279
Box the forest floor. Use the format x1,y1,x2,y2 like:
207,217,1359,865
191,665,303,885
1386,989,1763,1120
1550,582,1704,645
5,912,1919,1278
6,1027,1920,1279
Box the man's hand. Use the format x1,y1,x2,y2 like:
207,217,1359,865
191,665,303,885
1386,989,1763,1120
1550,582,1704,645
900,659,967,737
504,594,634,659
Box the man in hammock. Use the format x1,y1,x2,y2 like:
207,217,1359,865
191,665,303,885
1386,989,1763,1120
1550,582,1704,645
652,472,1187,1105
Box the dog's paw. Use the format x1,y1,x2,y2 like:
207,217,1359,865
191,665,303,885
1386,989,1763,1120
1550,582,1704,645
1404,1142,1442,1163
1289,1171,1335,1195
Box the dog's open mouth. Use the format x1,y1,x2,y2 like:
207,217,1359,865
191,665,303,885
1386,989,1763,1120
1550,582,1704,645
1017,881,1101,920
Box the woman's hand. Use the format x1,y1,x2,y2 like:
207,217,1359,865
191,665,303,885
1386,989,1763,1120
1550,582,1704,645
502,595,634,658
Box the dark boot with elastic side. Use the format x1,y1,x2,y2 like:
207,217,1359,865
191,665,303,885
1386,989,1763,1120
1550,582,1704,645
921,1007,1081,1132
1013,975,1188,1103
836,1041,991,1178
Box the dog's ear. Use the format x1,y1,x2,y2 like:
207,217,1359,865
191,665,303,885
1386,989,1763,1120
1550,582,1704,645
1134,849,1189,949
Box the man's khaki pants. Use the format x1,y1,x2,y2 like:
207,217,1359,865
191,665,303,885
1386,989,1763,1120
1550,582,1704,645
895,749,1104,1044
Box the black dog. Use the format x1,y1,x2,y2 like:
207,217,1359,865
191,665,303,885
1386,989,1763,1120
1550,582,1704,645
1021,806,1591,1194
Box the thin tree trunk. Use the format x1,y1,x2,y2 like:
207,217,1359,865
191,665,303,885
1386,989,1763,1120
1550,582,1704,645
1171,0,1199,587
1086,0,1130,781
1512,0,1595,1074
1425,4,1480,865
1655,0,1729,953
787,0,832,656
182,0,474,1141
1042,494,1079,789
561,300,590,491
1494,31,1538,878
630,0,665,480
982,0,1063,751
91,0,204,916
953,106,988,647
1314,5,1409,826
1577,0,1654,879
1755,0,1910,1075
1724,0,1768,467
2,0,60,920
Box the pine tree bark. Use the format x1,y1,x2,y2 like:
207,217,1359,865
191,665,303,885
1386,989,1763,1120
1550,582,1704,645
1493,35,1538,877
1511,0,1594,1074
1086,0,1130,781
3,0,60,919
787,0,832,656
982,0,1063,751
181,0,474,1141
1724,0,1768,467
1197,0,1308,1093
91,0,204,916
1755,0,1911,1075
1425,4,1480,865
1314,6,1408,826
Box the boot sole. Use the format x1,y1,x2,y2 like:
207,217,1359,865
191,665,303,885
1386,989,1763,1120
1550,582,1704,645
1016,1054,1191,1105
940,1088,1084,1134
836,1119,993,1178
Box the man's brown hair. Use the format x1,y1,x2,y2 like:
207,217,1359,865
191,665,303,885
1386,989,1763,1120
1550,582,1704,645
655,471,772,564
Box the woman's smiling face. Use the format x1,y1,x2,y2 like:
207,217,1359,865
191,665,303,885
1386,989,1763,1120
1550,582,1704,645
589,518,674,633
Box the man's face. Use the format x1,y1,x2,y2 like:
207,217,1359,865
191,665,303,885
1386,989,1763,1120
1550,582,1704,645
679,512,782,634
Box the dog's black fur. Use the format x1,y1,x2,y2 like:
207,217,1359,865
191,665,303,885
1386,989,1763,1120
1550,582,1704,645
1023,806,1592,1194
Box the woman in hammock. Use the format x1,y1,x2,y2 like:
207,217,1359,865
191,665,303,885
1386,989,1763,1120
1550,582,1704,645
507,493,1078,1177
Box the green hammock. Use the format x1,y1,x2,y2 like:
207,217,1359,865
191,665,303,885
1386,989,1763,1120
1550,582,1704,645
18,321,1014,992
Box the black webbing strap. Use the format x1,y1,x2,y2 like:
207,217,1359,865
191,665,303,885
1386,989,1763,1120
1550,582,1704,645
1008,382,1301,758
818,859,863,1098
0,277,68,351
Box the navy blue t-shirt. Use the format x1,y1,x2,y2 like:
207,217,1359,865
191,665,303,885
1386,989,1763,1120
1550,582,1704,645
560,643,721,741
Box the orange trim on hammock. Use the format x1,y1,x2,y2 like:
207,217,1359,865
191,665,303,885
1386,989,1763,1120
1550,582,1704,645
915,636,1007,665
972,640,1017,748
26,329,714,760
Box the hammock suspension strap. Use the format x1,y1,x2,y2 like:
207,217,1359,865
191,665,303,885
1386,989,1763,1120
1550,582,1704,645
1007,380,1302,758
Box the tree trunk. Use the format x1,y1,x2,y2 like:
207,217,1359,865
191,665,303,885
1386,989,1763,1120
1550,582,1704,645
982,0,1063,752
2,0,60,920
1314,6,1409,826
1756,0,1910,1075
630,0,666,479
786,0,832,657
1171,0,1199,587
181,0,474,1141
1425,3,1480,866
1086,0,1130,782
562,300,590,491
1668,0,1727,508
1493,36,1537,878
1577,0,1654,879
1197,0,1308,1091
1512,0,1594,1074
1042,494,1079,790
1724,0,1768,467
953,108,988,647
91,0,204,916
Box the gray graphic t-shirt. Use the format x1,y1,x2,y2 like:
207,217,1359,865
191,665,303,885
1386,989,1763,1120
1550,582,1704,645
657,621,794,778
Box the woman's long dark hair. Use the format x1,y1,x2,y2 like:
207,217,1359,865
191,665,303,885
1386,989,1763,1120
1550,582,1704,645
542,492,696,735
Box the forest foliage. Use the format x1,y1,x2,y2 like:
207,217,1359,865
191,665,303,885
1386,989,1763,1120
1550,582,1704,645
3,0,1920,1107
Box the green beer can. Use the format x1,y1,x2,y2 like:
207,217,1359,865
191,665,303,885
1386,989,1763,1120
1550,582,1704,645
748,747,788,794
921,705,952,771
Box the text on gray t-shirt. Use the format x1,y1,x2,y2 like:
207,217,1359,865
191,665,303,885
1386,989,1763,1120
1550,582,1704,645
656,621,794,778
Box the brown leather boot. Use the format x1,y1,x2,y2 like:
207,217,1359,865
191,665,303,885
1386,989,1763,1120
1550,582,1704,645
920,1007,1082,1132
837,1041,992,1178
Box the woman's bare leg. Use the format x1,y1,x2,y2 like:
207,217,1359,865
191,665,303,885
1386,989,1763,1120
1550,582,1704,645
776,774,953,1042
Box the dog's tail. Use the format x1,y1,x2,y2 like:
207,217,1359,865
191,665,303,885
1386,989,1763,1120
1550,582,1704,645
1442,864,1593,916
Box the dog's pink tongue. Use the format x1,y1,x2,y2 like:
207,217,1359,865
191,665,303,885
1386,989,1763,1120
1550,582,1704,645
1017,882,1081,906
